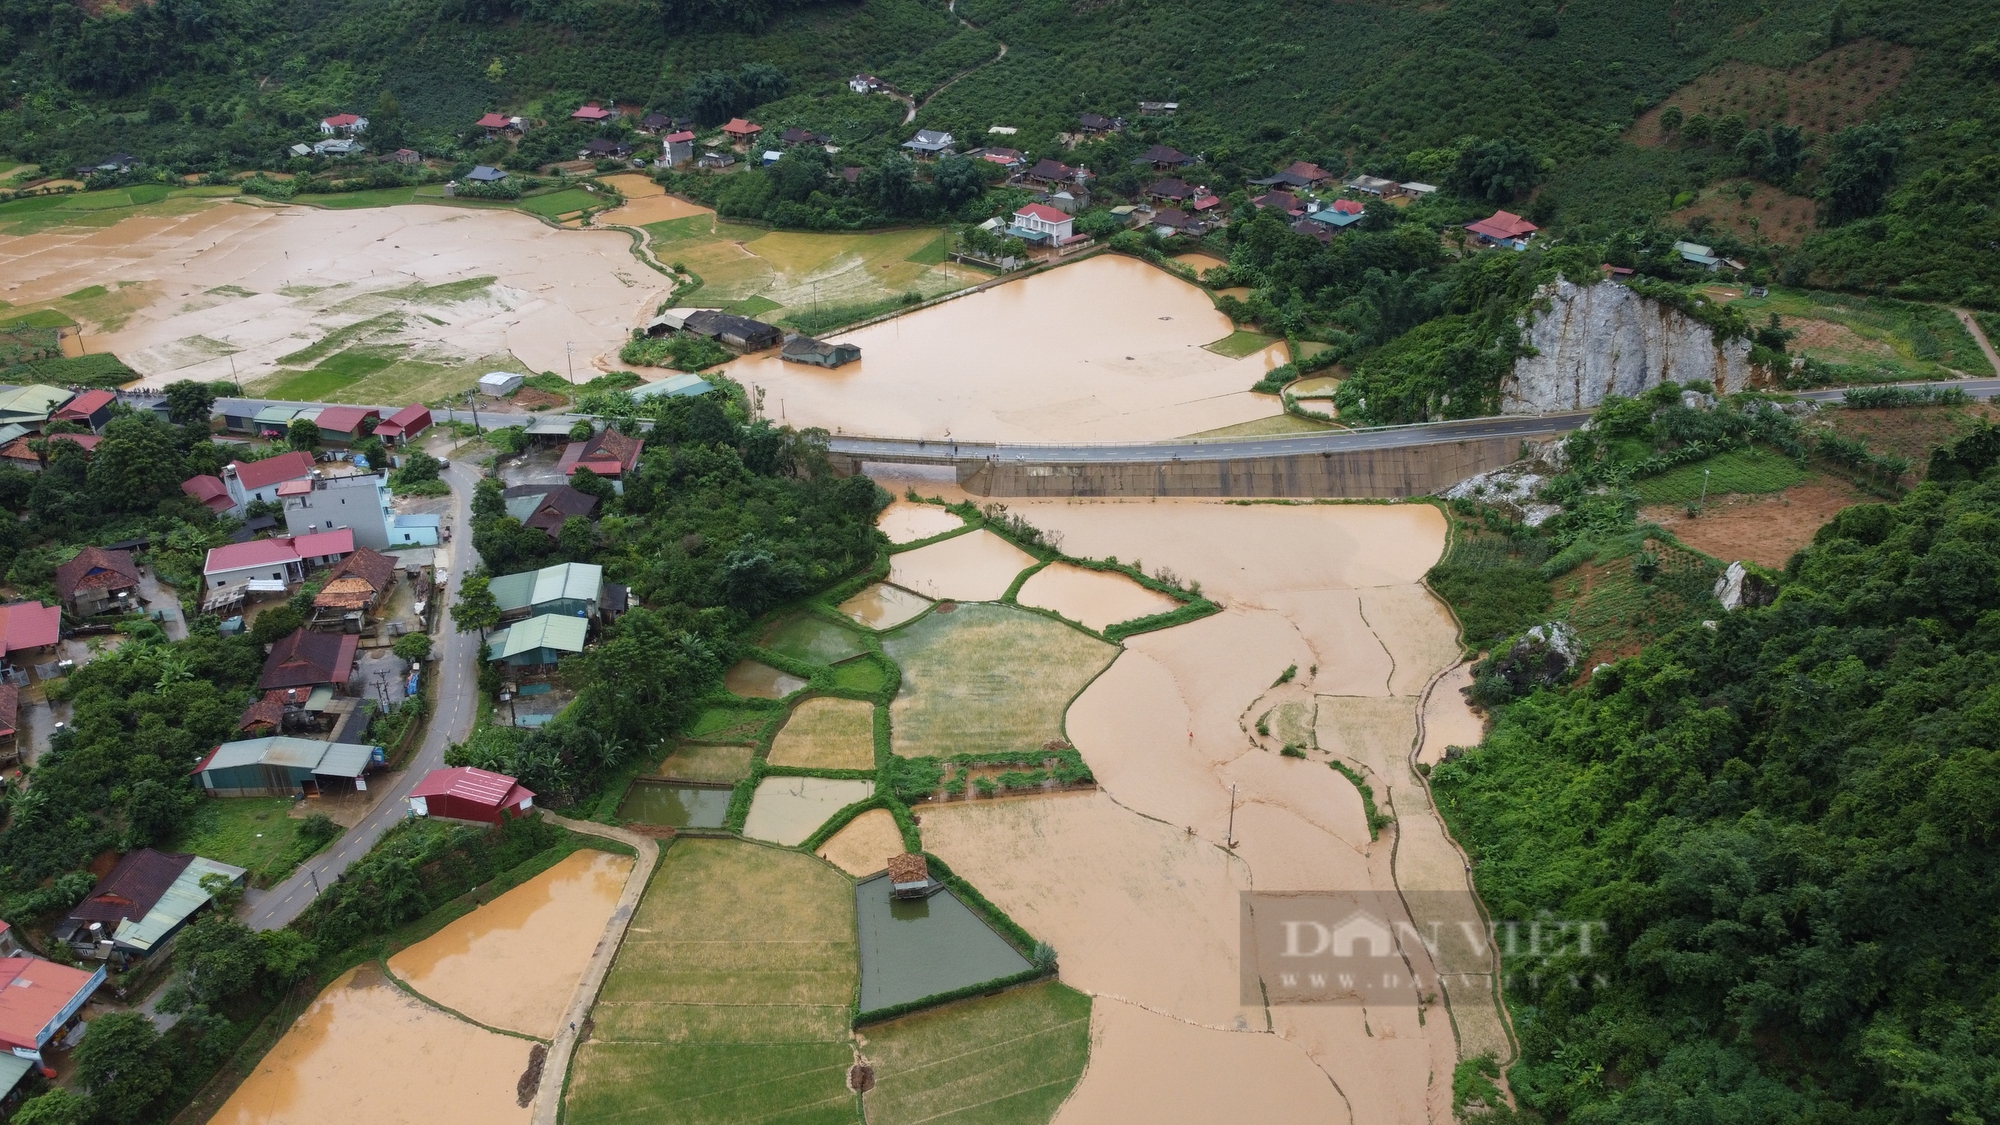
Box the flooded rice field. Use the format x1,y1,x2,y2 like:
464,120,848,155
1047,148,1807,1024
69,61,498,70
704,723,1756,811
0,200,655,391
724,255,1288,442
854,873,1032,1012
815,808,907,876
1016,562,1181,632
387,849,632,1037
618,780,732,827
886,529,1037,602
742,776,875,845
912,499,1484,1123
875,500,966,545
723,659,806,699
759,613,868,664
838,582,932,630
213,966,536,1125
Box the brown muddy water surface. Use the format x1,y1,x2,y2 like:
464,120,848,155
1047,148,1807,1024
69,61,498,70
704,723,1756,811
387,849,632,1037
886,529,1037,602
724,659,806,699
1016,562,1180,632
721,255,1287,442
875,501,965,544
210,966,534,1125
838,583,931,630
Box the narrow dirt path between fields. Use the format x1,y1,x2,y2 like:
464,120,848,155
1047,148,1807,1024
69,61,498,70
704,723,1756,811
1952,308,2000,377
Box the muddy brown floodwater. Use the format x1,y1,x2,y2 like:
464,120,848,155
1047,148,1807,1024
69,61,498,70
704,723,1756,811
919,499,1499,1124
725,255,1287,442
592,174,713,227
875,501,966,545
1016,562,1180,632
886,529,1037,602
387,849,633,1037
210,966,534,1125
0,202,659,387
838,583,932,630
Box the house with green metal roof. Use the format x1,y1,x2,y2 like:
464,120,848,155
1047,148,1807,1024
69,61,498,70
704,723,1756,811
192,736,381,797
0,385,74,430
486,614,589,671
490,562,604,623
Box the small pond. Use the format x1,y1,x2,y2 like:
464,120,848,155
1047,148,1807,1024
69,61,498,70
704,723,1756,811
619,780,732,828
855,872,1033,1013
760,613,869,665
725,659,807,699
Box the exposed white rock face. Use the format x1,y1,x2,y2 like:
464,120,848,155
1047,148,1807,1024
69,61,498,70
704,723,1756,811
1503,278,1753,414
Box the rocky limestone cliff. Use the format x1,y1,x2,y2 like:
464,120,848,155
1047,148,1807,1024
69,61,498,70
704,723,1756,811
1502,278,1755,414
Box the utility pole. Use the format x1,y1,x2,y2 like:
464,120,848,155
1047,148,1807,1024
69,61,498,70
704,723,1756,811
1226,782,1238,849
308,868,321,896
1698,467,1711,514
229,354,242,396
566,342,575,386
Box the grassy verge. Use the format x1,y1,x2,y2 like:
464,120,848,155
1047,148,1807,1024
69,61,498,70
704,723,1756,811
1630,446,1807,506
171,797,340,888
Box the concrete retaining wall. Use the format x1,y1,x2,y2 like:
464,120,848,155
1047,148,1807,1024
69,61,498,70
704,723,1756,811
914,434,1551,498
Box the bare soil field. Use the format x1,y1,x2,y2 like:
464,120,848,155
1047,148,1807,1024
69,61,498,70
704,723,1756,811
814,808,906,876
1643,477,1877,568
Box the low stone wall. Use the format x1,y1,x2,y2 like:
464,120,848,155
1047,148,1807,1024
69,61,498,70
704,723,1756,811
937,434,1552,498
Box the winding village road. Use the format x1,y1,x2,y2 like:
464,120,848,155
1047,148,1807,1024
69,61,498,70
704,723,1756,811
239,451,486,932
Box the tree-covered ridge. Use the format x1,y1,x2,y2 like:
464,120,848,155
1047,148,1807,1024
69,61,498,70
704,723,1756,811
1431,432,2000,1122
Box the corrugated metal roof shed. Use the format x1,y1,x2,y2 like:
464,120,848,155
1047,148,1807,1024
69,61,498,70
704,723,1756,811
113,857,247,953
199,736,373,772
491,563,602,613
488,614,589,659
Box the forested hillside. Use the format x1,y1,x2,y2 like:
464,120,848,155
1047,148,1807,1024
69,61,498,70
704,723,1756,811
1432,424,2000,1122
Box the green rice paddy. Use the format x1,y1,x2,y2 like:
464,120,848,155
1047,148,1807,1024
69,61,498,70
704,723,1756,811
862,982,1091,1125
761,614,870,666
566,839,859,1125
882,603,1114,758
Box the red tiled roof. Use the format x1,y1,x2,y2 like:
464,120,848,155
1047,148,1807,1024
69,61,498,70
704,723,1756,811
204,538,298,575
55,546,138,602
0,602,60,655
886,853,929,884
314,547,396,609
1466,210,1538,240
182,474,232,512
1286,160,1332,182
313,405,378,435
571,103,613,120
664,130,696,143
1015,203,1069,223
0,957,101,1052
230,451,316,492
54,389,114,421
290,529,355,560
260,628,359,689
411,766,535,808
1190,194,1221,211
237,690,288,732
476,113,511,128
1,434,101,463
323,113,362,127
276,479,313,498
1331,198,1365,215
723,118,761,135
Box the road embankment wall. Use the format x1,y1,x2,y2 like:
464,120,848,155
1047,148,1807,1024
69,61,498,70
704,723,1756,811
859,434,1554,498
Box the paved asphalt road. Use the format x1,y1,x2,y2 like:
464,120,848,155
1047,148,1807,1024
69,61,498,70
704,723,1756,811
240,451,485,931
190,377,2000,472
